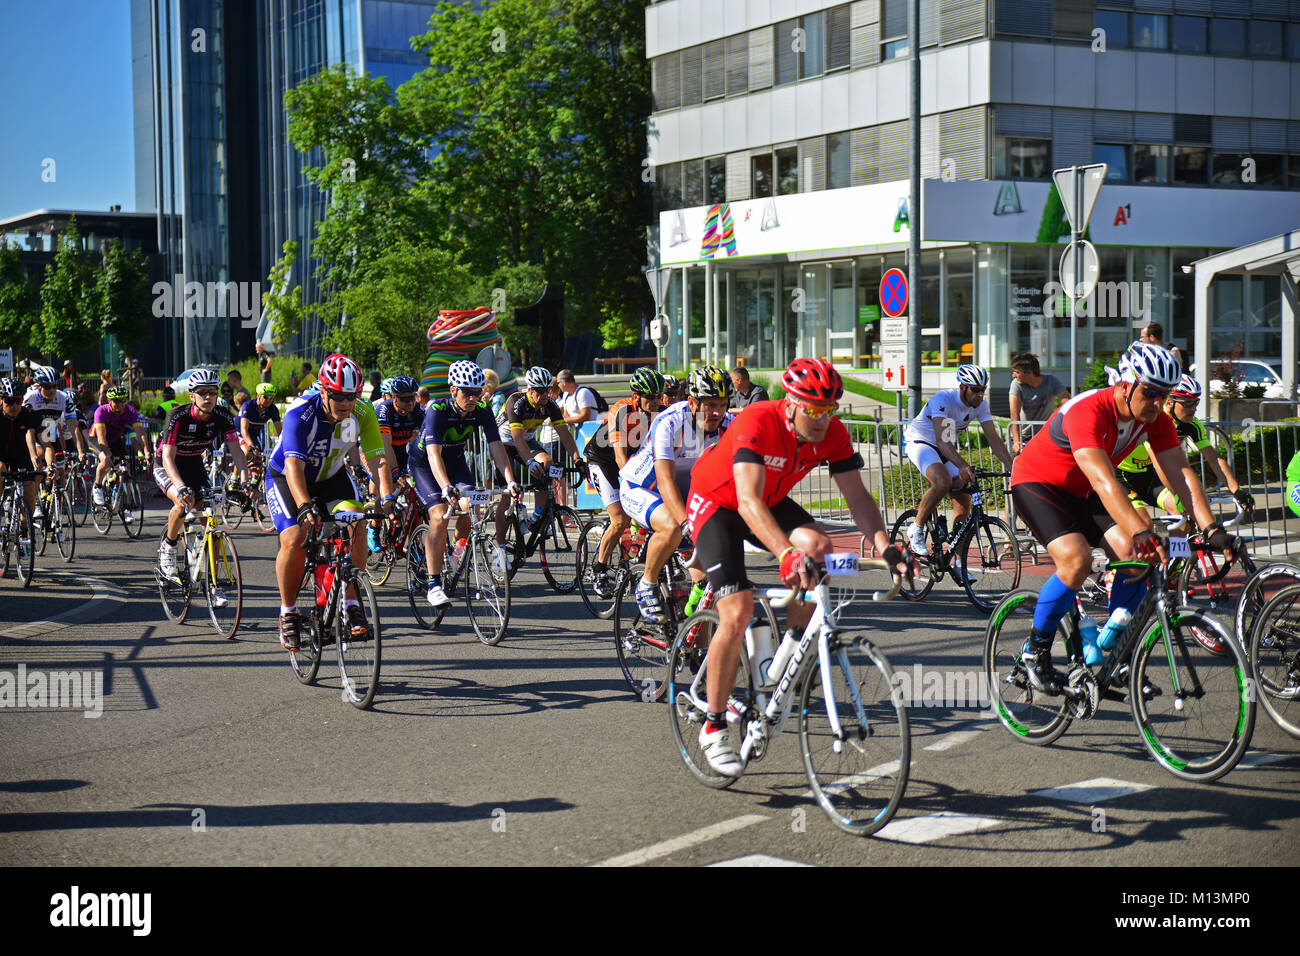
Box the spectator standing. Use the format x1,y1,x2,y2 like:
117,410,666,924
221,368,242,405
97,369,115,406
256,343,273,384
556,369,600,426
62,360,80,390
1140,321,1186,373
728,366,769,413
366,371,383,402
1008,353,1070,454
417,385,431,408
290,361,313,396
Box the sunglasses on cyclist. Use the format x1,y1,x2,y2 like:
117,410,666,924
192,389,218,398
452,388,481,397
963,385,986,395
2,396,21,405
1140,387,1170,401
794,400,838,419
324,389,359,402
395,392,419,402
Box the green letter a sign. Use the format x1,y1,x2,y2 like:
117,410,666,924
1037,183,1091,244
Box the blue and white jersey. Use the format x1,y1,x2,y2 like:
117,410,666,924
619,402,732,491
268,392,384,484
22,386,75,444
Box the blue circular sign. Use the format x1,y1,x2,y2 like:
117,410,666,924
880,269,908,317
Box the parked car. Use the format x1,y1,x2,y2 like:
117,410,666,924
1190,360,1287,400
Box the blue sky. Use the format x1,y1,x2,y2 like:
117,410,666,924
0,0,135,222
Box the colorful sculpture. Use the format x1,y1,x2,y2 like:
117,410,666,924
421,307,515,398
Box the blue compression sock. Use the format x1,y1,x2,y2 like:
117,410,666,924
1108,572,1148,618
1032,573,1078,638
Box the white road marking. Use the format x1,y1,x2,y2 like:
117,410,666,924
924,730,982,752
1031,777,1153,803
592,814,769,867
707,854,812,867
804,760,900,798
1238,751,1288,768
875,812,1000,844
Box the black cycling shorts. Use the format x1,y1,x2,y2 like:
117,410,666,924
1011,481,1116,548
153,456,208,498
1118,468,1162,508
692,497,817,595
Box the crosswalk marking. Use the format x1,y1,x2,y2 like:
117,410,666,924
592,814,769,867
1031,777,1153,803
804,760,900,798
707,854,812,867
875,811,1000,844
924,730,982,752
1238,751,1288,768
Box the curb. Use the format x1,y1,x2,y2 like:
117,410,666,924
2,572,126,640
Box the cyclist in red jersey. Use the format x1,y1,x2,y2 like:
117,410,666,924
1009,342,1236,691
684,358,908,776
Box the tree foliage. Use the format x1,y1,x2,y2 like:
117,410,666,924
262,240,308,347
37,217,100,360
0,240,40,357
98,239,153,347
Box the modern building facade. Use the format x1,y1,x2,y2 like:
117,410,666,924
646,0,1300,383
132,0,441,370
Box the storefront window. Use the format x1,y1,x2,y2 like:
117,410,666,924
1089,246,1130,364
730,268,777,368
1133,144,1170,183
919,251,942,365
1248,276,1281,358
944,248,975,367
856,255,884,368
829,263,855,366
1209,275,1242,356
687,267,707,366
1009,246,1051,364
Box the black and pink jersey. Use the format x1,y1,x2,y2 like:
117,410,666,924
154,403,238,460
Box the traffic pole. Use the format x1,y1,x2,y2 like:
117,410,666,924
906,0,922,417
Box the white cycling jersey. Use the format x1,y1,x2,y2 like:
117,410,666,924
22,386,74,444
619,402,733,490
903,388,991,448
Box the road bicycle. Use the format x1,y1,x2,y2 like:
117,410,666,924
68,455,95,527
0,468,38,587
155,493,244,639
406,489,513,645
575,516,648,620
220,450,273,533
612,546,696,700
1236,562,1300,652
35,452,75,563
91,457,146,539
365,478,421,587
889,469,1020,610
499,464,584,592
984,548,1255,782
290,501,383,709
668,552,909,837
1244,580,1300,739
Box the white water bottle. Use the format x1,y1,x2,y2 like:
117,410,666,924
1097,608,1132,651
767,630,799,684
187,537,203,573
744,623,776,686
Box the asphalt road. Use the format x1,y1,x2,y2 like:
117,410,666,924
1,507,1296,868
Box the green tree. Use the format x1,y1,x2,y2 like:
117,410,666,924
262,240,308,347
0,240,40,357
98,239,153,348
37,218,99,360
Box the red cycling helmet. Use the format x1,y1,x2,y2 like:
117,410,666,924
782,358,843,403
318,353,363,395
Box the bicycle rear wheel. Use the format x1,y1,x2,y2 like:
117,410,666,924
365,541,394,586
252,490,274,532
799,634,910,837
889,509,936,600
666,610,752,788
91,484,113,533
71,473,91,526
8,493,36,588
120,478,145,539
540,505,582,593
54,487,75,562
36,491,51,557
405,524,434,629
203,530,243,639
337,574,382,709
958,515,1021,611
613,564,674,701
576,517,618,619
465,533,511,646
1248,584,1300,739
1130,609,1254,782
982,590,1072,744
1235,563,1300,648
156,531,191,623
221,491,244,530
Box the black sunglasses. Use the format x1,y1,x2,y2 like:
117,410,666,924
1140,387,1170,401
454,387,482,397
192,389,219,398
2,397,21,405
325,389,359,402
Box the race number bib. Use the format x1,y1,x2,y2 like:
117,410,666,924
825,553,859,576
470,489,490,507
970,491,983,507
548,465,563,479
1167,536,1191,559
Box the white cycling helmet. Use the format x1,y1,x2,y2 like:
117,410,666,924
187,367,221,389
1170,373,1202,399
448,360,486,390
33,365,57,385
524,366,553,389
955,364,989,388
1118,342,1181,390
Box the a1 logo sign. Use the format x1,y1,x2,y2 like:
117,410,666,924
825,552,859,576
1167,536,1191,559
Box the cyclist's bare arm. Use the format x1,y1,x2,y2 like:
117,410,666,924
1151,446,1218,537
1074,446,1151,541
1199,442,1241,494
654,458,688,526
510,428,537,469
224,436,248,475
555,421,580,460
381,432,397,478
1008,394,1024,450
284,457,313,513
834,470,893,557
980,419,1014,470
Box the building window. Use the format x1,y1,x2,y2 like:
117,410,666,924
1291,157,1300,189
725,34,748,96
1133,143,1170,183
775,18,799,85
994,137,1051,179
1214,153,1284,186
1173,146,1209,185
1132,13,1169,50
776,147,799,195
705,156,727,204
1095,144,1130,180
827,4,850,72
1250,20,1283,59
1289,23,1300,59
882,0,908,60
828,132,851,189
800,11,825,79
752,154,774,198
682,159,704,206
1211,18,1246,57
1172,16,1206,54
1094,10,1128,49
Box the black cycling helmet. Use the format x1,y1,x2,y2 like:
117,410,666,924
0,378,21,400
688,365,735,400
629,367,666,397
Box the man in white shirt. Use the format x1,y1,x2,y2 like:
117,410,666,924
556,370,600,426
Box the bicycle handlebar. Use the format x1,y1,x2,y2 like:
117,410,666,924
766,558,904,608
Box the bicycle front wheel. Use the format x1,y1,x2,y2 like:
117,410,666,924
540,505,582,593
337,574,382,709
799,634,910,837
576,517,617,619
156,532,191,623
70,473,91,526
365,542,394,587
1130,609,1254,782
405,524,435,630
289,616,322,685
1248,584,1300,739
221,492,244,530
465,533,511,646
54,488,76,562
983,590,1072,744
889,509,936,601
10,493,36,588
203,530,243,639
120,479,145,539
958,515,1021,611
666,610,752,789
